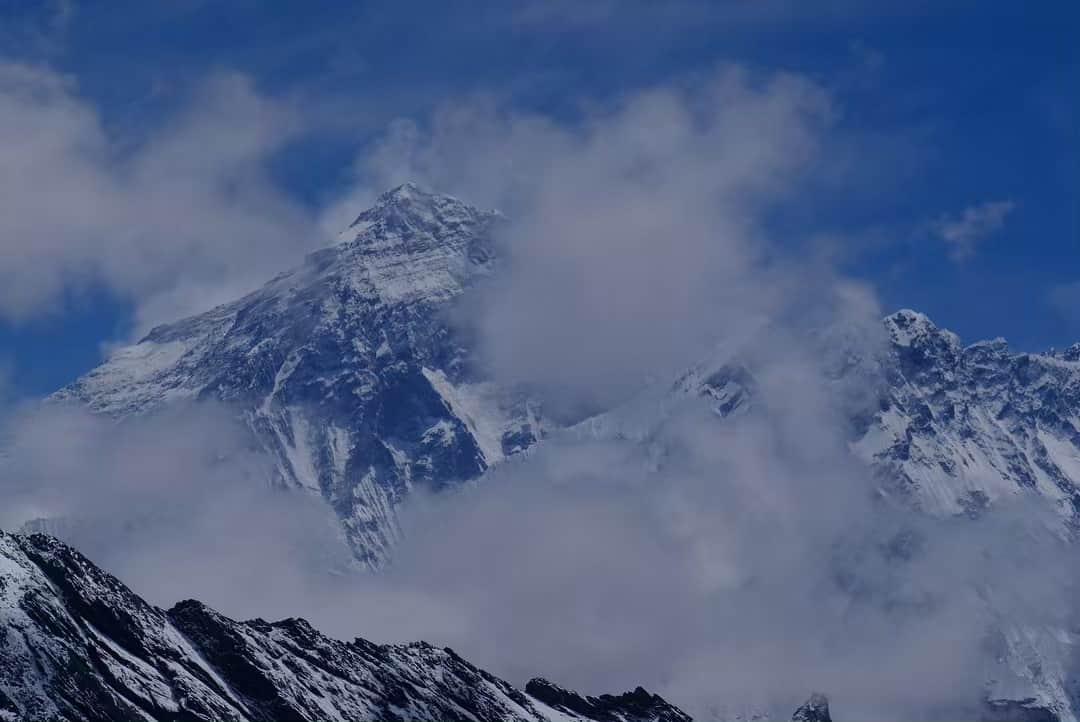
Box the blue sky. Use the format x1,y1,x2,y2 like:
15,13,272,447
0,0,1076,398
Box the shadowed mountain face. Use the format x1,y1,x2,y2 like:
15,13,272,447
8,529,1036,721
41,185,1080,719
0,529,691,722
57,186,1080,574
56,184,545,568
854,310,1080,523
665,308,1080,526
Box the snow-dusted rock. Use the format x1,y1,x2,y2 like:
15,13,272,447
659,309,1080,528
17,180,1080,719
55,184,544,568
59,182,1080,572
575,312,1080,720
791,694,830,722
856,310,1080,522
0,529,689,722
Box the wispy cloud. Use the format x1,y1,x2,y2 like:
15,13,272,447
504,0,942,33
932,199,1016,262
328,65,843,414
0,63,321,333
0,0,77,60
3,63,1069,720
1047,280,1080,329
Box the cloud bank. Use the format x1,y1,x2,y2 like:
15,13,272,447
331,66,842,415
2,357,1070,720
0,63,319,332
0,64,1073,721
0,402,352,610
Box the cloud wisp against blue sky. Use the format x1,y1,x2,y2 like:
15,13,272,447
0,0,1075,397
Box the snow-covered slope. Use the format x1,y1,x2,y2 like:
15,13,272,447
601,309,1080,529
854,310,1080,523
25,179,1080,719
570,311,1080,720
849,312,1080,720
0,528,691,722
55,184,544,567
54,186,1080,577
1,530,1047,721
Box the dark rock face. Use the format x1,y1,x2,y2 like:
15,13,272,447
672,310,1080,526
55,184,544,568
525,678,692,722
791,693,831,722
55,185,1080,574
0,529,688,722
854,310,1080,522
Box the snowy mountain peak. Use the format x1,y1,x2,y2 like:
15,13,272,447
344,182,439,228
1054,343,1080,363
883,309,961,355
854,312,1080,533
55,186,532,567
339,183,498,252
382,180,425,200
791,694,832,722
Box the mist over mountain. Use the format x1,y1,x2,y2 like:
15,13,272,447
0,528,696,722
0,1,1075,720
1,182,1078,720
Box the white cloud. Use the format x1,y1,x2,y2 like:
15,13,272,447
0,63,1069,720
932,199,1016,262
0,53,1071,720
0,401,354,613
0,63,321,333
2,345,1069,720
328,66,842,414
240,67,1079,716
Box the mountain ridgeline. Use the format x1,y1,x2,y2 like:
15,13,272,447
56,185,1080,568
0,529,695,722
22,183,1080,720
56,184,542,568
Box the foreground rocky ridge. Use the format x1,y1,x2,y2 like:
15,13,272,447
2,523,1041,721
0,529,690,722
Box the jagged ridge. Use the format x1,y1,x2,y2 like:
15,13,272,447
0,529,689,722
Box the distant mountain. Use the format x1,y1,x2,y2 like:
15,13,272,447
0,528,692,722
55,184,545,568
576,309,1080,719
673,308,1080,526
45,184,1080,718
58,186,1080,571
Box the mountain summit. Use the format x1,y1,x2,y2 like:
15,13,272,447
56,185,537,567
